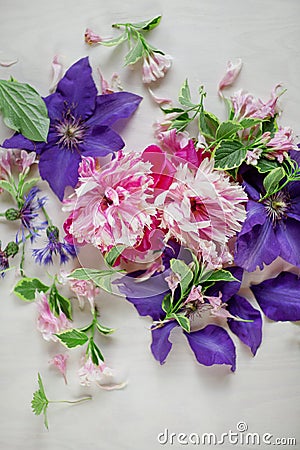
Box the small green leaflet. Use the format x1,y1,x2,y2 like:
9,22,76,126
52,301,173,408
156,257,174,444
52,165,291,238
173,314,190,332
18,177,40,198
98,33,127,47
256,158,279,173
199,111,220,140
201,269,238,284
239,117,262,129
0,79,50,141
69,268,123,293
170,112,190,131
162,293,172,314
124,37,144,66
0,180,16,198
214,140,247,170
55,329,88,348
263,166,285,197
49,284,72,320
178,79,194,107
31,373,49,430
96,322,115,335
130,15,162,31
13,277,49,302
170,259,193,298
104,245,126,267
215,120,242,141
88,337,104,365
262,117,278,135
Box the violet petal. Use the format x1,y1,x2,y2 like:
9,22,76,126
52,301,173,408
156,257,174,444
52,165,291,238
251,271,300,321
276,219,300,267
227,294,262,355
184,325,236,371
151,321,178,364
79,125,124,157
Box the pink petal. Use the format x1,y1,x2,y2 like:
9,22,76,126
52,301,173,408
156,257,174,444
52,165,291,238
49,55,63,93
0,59,18,67
148,88,173,106
218,58,242,95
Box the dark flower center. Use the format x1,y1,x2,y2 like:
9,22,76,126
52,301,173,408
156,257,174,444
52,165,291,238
263,191,290,222
55,113,86,150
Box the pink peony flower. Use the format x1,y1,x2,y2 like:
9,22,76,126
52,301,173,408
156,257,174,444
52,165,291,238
142,52,172,84
36,292,70,341
155,158,247,268
49,353,69,384
64,152,156,252
263,126,298,163
218,58,242,94
142,145,176,192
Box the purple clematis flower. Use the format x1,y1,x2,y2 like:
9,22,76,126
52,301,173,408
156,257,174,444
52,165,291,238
235,152,300,271
119,244,263,371
2,57,142,200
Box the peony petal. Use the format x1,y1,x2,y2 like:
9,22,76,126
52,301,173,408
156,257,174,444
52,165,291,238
184,325,236,371
251,272,300,321
151,321,178,364
227,294,262,355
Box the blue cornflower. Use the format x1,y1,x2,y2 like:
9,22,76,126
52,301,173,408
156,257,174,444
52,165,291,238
5,186,47,243
33,225,76,265
2,57,142,200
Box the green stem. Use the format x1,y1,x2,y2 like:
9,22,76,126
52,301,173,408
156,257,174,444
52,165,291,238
49,397,92,405
20,240,26,277
41,206,52,226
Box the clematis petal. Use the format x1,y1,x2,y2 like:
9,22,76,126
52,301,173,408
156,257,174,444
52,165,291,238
235,220,280,271
119,273,168,321
238,200,267,236
205,266,243,302
80,125,124,157
251,271,300,321
184,325,236,371
87,91,142,127
286,181,300,222
227,294,262,355
151,321,178,364
2,133,45,153
276,219,300,267
56,57,97,119
39,146,81,200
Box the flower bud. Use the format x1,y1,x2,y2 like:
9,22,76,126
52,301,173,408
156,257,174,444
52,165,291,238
5,241,19,257
5,208,20,221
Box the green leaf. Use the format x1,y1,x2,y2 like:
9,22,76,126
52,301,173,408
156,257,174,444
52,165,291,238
124,37,144,66
99,32,127,47
104,245,126,267
216,120,242,141
170,112,190,131
256,158,280,173
55,329,88,348
201,269,238,284
31,373,49,430
0,180,16,198
88,337,104,365
170,259,194,298
18,177,40,198
178,79,194,107
240,118,262,129
262,116,278,135
96,322,115,335
130,15,162,31
49,285,72,320
0,79,50,141
214,140,247,170
69,268,123,294
199,111,220,140
263,166,285,196
162,293,172,314
13,277,49,302
173,314,190,332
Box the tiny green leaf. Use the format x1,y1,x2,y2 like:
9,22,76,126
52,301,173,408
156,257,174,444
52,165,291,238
0,79,50,141
130,15,162,31
170,112,190,131
170,259,194,297
214,140,247,170
199,111,220,140
201,269,238,284
88,337,104,365
99,33,127,47
178,79,194,107
262,117,278,135
173,314,190,332
216,120,242,141
69,268,123,294
56,329,88,348
104,245,126,267
96,322,115,335
13,277,49,302
240,117,262,129
49,284,72,320
124,37,144,66
256,158,280,173
162,293,172,314
18,177,40,198
0,180,16,198
263,166,285,196
31,373,49,430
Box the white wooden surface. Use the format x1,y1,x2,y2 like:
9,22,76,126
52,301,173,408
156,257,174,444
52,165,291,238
0,1,300,449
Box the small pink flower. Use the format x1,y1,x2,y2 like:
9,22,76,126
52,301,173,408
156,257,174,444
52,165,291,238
49,353,69,384
78,357,114,387
205,292,235,319
165,272,181,296
69,278,99,312
36,292,70,341
98,69,122,94
264,126,297,163
0,150,12,180
218,58,242,95
246,148,263,166
186,285,203,303
142,52,172,84
84,28,104,45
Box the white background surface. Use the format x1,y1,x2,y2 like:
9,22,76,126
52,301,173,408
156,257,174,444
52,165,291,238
0,1,300,449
